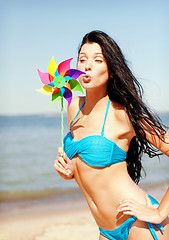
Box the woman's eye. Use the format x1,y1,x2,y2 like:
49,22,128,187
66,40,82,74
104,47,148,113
79,59,86,63
95,59,103,63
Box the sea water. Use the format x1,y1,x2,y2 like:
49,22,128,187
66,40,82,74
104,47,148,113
0,113,169,204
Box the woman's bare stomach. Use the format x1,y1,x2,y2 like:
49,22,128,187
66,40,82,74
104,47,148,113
73,155,147,230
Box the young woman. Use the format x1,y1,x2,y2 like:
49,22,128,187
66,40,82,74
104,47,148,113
54,30,169,239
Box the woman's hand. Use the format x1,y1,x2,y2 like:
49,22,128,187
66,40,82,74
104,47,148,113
53,147,75,180
118,195,163,224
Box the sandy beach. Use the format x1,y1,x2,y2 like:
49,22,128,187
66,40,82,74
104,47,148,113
0,183,169,240
0,192,99,240
0,208,98,240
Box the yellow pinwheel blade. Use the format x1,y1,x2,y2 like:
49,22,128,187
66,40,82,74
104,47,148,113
36,85,53,95
48,56,58,77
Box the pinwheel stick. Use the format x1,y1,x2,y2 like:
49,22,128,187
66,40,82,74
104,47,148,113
61,97,64,150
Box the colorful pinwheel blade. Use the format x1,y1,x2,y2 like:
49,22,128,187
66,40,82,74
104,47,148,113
64,87,72,107
64,82,71,91
53,87,60,94
69,79,84,94
37,69,51,85
64,76,72,82
48,82,55,87
64,69,85,79
48,57,58,77
36,85,53,95
54,68,59,77
49,91,62,105
58,58,73,75
60,87,66,96
60,71,67,77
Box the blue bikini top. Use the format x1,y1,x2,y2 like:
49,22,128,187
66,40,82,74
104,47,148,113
64,99,127,167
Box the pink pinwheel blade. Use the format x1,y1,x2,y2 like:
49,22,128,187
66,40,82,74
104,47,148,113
58,58,73,75
64,87,72,107
37,69,52,84
64,69,85,79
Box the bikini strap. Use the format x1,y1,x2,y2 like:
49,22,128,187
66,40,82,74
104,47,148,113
101,99,111,136
70,100,85,131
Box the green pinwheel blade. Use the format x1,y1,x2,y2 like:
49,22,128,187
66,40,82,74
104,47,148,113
69,79,84,94
49,91,62,105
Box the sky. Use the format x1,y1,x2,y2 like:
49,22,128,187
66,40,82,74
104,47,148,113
1,0,169,115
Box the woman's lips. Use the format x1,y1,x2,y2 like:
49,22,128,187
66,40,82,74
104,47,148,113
83,75,91,83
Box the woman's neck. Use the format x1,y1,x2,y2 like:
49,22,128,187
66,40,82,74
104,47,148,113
84,88,109,114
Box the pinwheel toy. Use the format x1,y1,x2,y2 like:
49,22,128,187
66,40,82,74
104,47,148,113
36,57,85,149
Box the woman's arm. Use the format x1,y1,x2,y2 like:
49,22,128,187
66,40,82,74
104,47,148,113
158,187,169,221
141,118,169,157
118,118,169,223
146,131,169,157
118,187,169,224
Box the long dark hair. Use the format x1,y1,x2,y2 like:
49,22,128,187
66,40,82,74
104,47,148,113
78,30,167,184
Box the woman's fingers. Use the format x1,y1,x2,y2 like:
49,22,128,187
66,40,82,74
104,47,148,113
119,200,136,209
118,200,146,216
117,198,162,223
58,147,69,163
57,155,68,169
55,147,74,179
58,146,64,156
118,201,135,213
121,210,135,216
54,157,71,175
58,146,66,157
54,160,68,175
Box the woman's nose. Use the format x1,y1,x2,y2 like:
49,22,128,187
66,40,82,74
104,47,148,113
85,61,92,71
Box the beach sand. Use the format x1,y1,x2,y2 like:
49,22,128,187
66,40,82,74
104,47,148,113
0,208,98,240
0,184,168,240
0,192,98,240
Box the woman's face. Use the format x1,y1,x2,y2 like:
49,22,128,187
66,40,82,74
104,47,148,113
77,43,109,90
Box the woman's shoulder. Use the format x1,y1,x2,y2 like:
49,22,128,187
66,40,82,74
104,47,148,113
71,96,85,106
68,96,85,113
109,101,135,138
110,101,129,123
67,96,85,128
